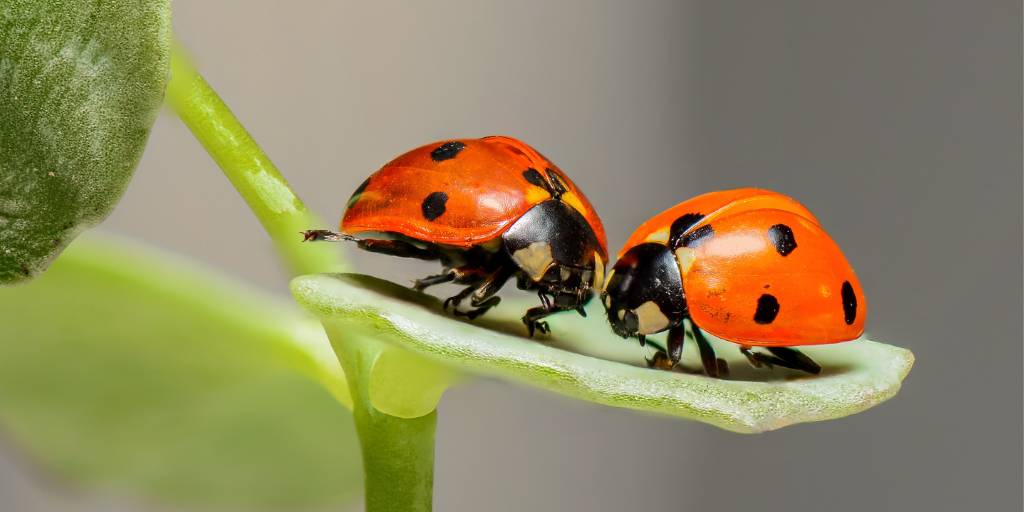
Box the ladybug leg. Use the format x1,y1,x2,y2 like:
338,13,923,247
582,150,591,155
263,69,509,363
443,286,476,312
302,230,437,259
767,347,821,375
740,346,771,369
456,296,502,320
537,291,553,310
355,239,438,260
689,321,729,378
301,230,355,242
520,286,593,336
739,347,821,375
446,266,514,319
522,307,553,337
521,304,580,336
413,270,457,292
461,267,515,319
666,324,686,368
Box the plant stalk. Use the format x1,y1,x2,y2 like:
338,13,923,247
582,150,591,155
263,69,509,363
353,402,436,512
166,43,344,277
167,41,436,511
330,325,436,512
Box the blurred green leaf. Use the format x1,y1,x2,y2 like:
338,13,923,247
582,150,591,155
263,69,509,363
293,273,914,434
0,0,171,284
0,235,361,509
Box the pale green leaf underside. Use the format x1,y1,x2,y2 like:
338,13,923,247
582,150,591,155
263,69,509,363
0,235,359,508
293,273,914,434
0,1,171,283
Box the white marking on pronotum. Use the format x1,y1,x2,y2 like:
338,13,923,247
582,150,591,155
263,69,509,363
560,266,572,282
512,241,554,281
635,301,670,334
674,247,696,275
601,267,615,293
645,228,670,243
592,252,606,288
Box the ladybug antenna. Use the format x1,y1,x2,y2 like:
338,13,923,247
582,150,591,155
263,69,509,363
302,230,357,242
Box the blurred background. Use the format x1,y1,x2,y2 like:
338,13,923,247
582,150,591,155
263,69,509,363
1,0,1020,511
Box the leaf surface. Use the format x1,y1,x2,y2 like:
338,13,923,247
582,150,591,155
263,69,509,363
293,273,914,433
0,0,171,283
0,236,360,508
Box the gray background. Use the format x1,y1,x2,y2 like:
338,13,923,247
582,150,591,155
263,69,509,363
2,1,1021,511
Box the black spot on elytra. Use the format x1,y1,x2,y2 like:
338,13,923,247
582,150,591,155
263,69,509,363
544,168,567,197
669,213,708,248
754,294,780,324
430,141,466,162
346,177,370,208
841,280,857,325
668,212,703,245
682,224,714,248
675,213,705,231
421,191,448,221
768,224,797,256
522,168,547,188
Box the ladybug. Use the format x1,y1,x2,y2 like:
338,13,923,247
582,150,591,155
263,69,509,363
602,188,866,376
304,136,608,336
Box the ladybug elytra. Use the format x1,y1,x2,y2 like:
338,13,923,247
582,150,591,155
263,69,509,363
602,188,866,376
305,136,607,336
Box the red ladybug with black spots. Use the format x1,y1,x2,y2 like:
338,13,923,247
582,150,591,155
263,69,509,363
304,136,608,336
602,188,866,376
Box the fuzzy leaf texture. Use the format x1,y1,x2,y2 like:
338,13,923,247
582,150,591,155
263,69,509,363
0,235,361,509
293,273,914,433
0,0,170,283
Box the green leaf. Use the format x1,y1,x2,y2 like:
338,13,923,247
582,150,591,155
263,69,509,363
0,1,171,284
0,235,360,509
292,273,914,434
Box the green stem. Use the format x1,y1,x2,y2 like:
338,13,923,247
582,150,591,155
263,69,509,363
329,325,436,511
167,41,437,511
354,403,436,512
166,43,344,277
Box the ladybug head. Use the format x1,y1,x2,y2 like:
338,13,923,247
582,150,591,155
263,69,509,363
502,200,606,311
602,243,687,339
